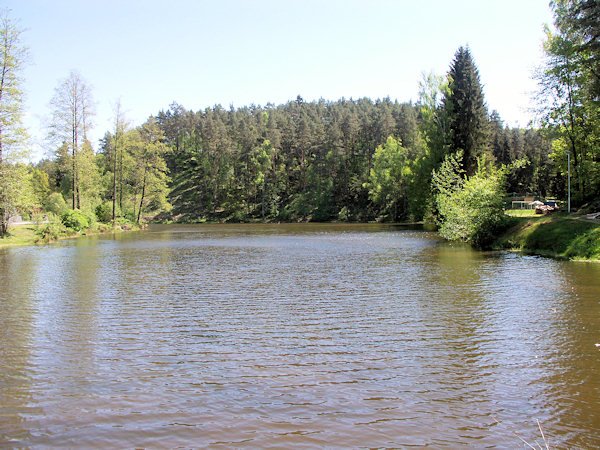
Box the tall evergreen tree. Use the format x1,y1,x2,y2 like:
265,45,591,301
443,46,490,176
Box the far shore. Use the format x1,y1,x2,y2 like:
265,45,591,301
3,215,599,263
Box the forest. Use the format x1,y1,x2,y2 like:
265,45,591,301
1,0,599,246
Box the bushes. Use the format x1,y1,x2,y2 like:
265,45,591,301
432,152,508,249
61,209,90,231
95,201,114,223
36,220,66,242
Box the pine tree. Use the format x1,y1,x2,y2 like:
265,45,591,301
443,46,490,176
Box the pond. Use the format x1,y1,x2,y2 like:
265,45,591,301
1,224,599,447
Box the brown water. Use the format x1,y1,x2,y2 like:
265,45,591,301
1,223,599,447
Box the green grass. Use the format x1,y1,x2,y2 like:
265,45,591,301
1,221,142,248
505,209,538,217
494,214,600,261
0,225,38,247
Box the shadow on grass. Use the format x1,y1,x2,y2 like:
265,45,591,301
523,217,600,259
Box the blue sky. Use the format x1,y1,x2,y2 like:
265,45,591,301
4,0,553,160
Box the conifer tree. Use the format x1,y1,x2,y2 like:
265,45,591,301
443,46,490,176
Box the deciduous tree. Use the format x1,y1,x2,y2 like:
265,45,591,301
47,70,95,210
0,10,28,236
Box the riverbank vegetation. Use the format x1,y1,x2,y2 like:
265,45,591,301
0,208,141,247
0,212,141,247
1,2,599,256
495,214,600,261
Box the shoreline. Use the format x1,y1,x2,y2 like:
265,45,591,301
3,217,598,263
0,223,144,248
492,214,600,262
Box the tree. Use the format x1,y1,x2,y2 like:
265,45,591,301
110,100,127,221
364,136,411,221
443,46,490,176
536,1,600,205
30,167,51,208
47,70,95,210
130,118,171,223
554,0,600,98
0,10,28,236
412,72,451,221
77,139,101,212
248,139,275,221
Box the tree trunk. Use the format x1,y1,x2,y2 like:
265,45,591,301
0,137,5,236
137,171,147,224
72,141,76,209
119,147,123,210
112,134,118,222
0,52,6,235
72,114,78,209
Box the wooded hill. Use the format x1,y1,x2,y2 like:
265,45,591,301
150,96,553,223
2,0,599,240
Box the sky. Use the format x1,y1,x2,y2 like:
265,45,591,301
3,0,554,160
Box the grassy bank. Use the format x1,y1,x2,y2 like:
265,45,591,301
0,222,142,248
0,225,39,247
495,213,600,261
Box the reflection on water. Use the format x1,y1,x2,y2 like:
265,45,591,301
1,224,599,447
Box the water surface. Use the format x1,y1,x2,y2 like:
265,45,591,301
1,224,599,447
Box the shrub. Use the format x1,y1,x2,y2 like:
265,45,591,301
114,216,137,230
433,153,508,249
95,201,117,223
61,209,89,231
83,209,98,229
35,213,66,242
36,222,65,242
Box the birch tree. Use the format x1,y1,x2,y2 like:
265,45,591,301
0,10,28,236
47,70,95,210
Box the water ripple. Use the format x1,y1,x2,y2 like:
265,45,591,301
1,224,599,447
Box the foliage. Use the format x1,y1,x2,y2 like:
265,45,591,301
433,152,508,248
95,201,115,223
4,42,570,232
158,98,424,222
35,221,64,242
34,212,65,242
60,209,89,231
30,167,51,207
0,162,34,224
0,10,29,236
364,136,411,221
443,46,490,176
535,0,600,206
131,117,171,223
45,192,68,216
